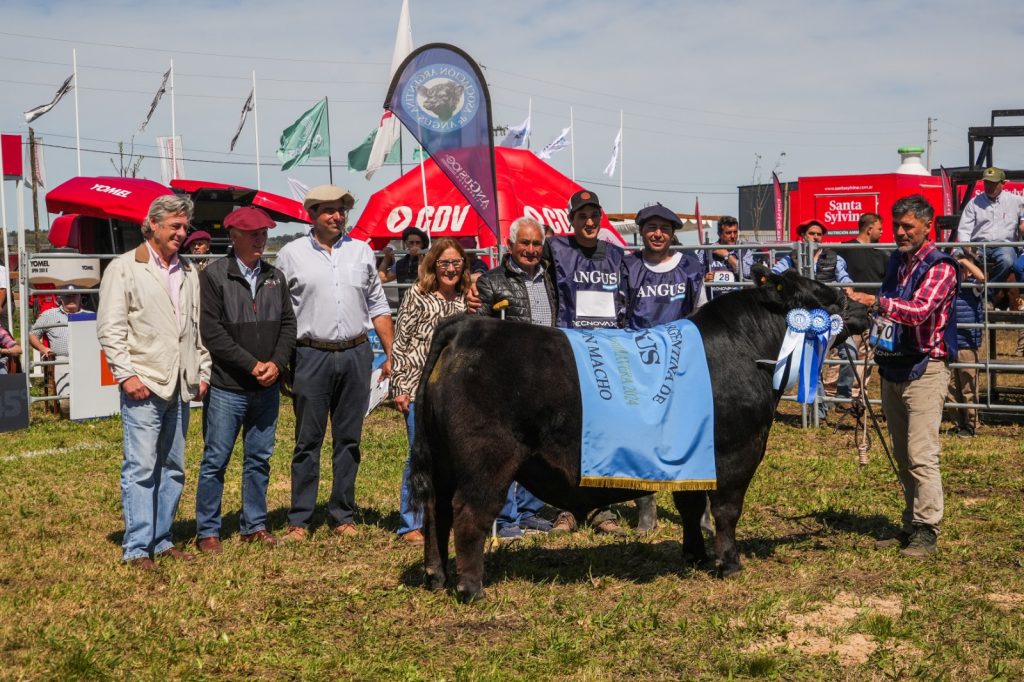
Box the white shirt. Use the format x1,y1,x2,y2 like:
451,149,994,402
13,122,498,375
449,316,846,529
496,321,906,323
275,231,390,343
957,190,1024,243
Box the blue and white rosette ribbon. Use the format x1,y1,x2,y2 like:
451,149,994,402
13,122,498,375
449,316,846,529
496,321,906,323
772,307,845,403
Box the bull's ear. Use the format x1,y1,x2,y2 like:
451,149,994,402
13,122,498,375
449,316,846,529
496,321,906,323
751,263,772,288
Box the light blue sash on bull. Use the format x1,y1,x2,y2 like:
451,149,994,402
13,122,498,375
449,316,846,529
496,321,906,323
771,308,844,403
561,320,716,492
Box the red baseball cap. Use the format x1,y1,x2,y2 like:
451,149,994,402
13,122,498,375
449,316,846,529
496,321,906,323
223,206,276,231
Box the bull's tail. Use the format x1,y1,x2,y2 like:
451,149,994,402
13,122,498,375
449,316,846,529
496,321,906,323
408,316,464,508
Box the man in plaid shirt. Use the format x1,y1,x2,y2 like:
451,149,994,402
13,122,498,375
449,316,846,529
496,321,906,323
850,194,958,558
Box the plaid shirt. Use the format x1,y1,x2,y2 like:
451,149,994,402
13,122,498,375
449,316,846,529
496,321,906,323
879,242,957,359
0,326,16,350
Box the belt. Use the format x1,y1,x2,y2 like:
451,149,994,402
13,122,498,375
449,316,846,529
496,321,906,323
298,333,368,352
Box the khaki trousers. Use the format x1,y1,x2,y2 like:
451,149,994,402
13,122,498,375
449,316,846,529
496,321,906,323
946,347,979,431
880,361,949,531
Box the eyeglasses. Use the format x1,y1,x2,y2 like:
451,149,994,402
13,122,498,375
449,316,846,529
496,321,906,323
436,259,465,270
405,239,423,246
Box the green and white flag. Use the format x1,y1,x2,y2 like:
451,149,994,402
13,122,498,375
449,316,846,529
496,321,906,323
347,127,399,172
412,146,429,162
276,99,330,170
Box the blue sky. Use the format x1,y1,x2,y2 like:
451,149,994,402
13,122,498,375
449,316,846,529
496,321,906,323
1,0,1023,231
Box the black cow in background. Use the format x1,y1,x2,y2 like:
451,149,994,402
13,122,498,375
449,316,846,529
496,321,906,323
410,269,867,602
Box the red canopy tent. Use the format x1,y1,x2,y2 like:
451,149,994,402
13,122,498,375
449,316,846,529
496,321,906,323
350,147,625,249
46,176,173,225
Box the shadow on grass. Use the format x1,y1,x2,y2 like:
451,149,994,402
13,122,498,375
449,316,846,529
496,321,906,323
395,507,901,589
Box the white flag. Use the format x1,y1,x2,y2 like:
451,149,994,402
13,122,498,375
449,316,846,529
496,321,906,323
230,89,254,151
287,177,311,202
538,126,572,160
23,74,74,124
500,116,531,149
366,0,413,179
156,136,185,184
603,128,622,177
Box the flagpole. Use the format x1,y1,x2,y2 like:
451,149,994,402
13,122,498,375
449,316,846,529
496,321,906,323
569,106,576,182
324,96,334,184
252,71,261,190
169,59,177,180
619,110,624,213
72,49,81,175
419,150,429,216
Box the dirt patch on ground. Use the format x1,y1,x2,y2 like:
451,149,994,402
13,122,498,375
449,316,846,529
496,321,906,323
746,592,910,666
986,593,1024,611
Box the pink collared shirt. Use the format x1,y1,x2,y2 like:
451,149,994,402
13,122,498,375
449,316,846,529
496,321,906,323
145,240,185,333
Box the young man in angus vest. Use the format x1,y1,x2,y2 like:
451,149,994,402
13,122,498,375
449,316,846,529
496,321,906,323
697,216,754,300
849,195,959,558
624,203,707,531
543,189,629,330
542,189,629,536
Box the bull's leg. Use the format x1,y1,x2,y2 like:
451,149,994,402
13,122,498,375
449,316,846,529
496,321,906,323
422,489,452,592
451,493,492,603
635,494,658,532
673,491,710,565
710,489,747,578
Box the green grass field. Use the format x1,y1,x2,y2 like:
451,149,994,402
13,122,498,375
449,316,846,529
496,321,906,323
1,398,1023,680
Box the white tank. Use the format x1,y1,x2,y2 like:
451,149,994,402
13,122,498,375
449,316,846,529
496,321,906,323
895,146,930,176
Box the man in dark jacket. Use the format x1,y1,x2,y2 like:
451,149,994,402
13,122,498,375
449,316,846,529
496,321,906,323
195,206,297,553
477,217,558,539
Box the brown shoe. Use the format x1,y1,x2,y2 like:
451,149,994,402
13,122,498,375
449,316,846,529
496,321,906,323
550,511,577,535
331,523,358,537
399,529,425,546
240,529,279,547
127,557,156,571
156,546,196,561
196,537,223,554
593,518,627,537
279,526,308,543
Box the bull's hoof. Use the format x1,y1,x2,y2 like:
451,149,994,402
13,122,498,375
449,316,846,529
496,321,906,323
681,547,708,565
636,496,658,533
424,571,447,592
456,583,486,604
718,562,743,579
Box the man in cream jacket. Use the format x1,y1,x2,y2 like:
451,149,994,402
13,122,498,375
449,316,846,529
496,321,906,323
98,195,211,570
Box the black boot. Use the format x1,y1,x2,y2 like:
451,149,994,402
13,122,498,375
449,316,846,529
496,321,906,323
636,494,658,532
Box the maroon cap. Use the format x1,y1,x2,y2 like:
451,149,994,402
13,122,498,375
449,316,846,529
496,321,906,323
182,230,212,249
223,206,276,232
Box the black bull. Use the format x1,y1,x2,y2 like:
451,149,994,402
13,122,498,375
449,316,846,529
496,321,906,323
409,269,868,601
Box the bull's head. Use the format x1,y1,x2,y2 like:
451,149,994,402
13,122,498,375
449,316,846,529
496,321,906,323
750,265,869,342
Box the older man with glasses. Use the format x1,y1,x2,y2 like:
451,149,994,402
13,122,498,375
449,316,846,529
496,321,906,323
275,185,394,542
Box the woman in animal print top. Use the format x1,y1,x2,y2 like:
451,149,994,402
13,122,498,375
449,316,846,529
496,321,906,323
391,237,472,545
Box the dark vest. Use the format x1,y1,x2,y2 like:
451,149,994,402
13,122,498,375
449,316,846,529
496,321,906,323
955,279,983,350
875,248,959,382
546,237,626,329
814,249,838,283
625,252,705,328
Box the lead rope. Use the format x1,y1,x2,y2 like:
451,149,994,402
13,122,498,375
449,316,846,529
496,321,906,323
844,330,905,495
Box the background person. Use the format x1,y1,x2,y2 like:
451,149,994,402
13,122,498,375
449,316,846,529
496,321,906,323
390,238,472,545
194,207,296,554
97,195,211,570
946,254,984,438
0,324,21,373
379,227,429,307
849,195,958,558
697,216,753,299
182,230,213,271
477,217,558,540
275,185,394,542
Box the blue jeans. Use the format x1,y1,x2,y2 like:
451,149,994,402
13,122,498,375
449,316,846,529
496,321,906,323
985,246,1024,286
835,339,857,400
397,402,422,535
497,483,544,530
120,390,189,561
195,385,280,539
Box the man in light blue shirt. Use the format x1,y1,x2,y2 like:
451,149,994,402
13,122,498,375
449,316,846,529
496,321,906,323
275,184,394,541
956,166,1024,297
